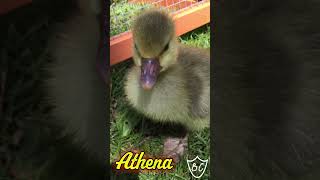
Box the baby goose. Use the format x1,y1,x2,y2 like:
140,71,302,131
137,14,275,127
125,9,210,159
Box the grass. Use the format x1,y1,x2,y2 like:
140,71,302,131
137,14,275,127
110,2,152,36
110,0,176,37
179,25,211,49
110,24,210,179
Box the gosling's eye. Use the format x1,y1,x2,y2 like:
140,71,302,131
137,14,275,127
159,42,170,56
163,43,169,52
134,43,138,51
134,43,141,56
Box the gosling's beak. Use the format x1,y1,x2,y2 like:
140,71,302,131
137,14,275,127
140,58,161,90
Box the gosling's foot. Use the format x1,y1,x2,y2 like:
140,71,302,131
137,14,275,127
163,135,188,163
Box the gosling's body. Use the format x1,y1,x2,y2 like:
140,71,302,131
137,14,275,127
125,44,210,131
125,9,209,161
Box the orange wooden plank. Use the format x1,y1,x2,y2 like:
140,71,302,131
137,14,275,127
0,0,32,15
173,2,210,36
128,0,195,10
110,32,134,65
110,2,210,65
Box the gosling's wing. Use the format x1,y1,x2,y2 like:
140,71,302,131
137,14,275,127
178,46,210,119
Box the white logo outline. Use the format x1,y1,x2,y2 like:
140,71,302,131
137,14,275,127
187,156,208,179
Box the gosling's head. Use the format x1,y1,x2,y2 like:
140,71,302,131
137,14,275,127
132,9,178,90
